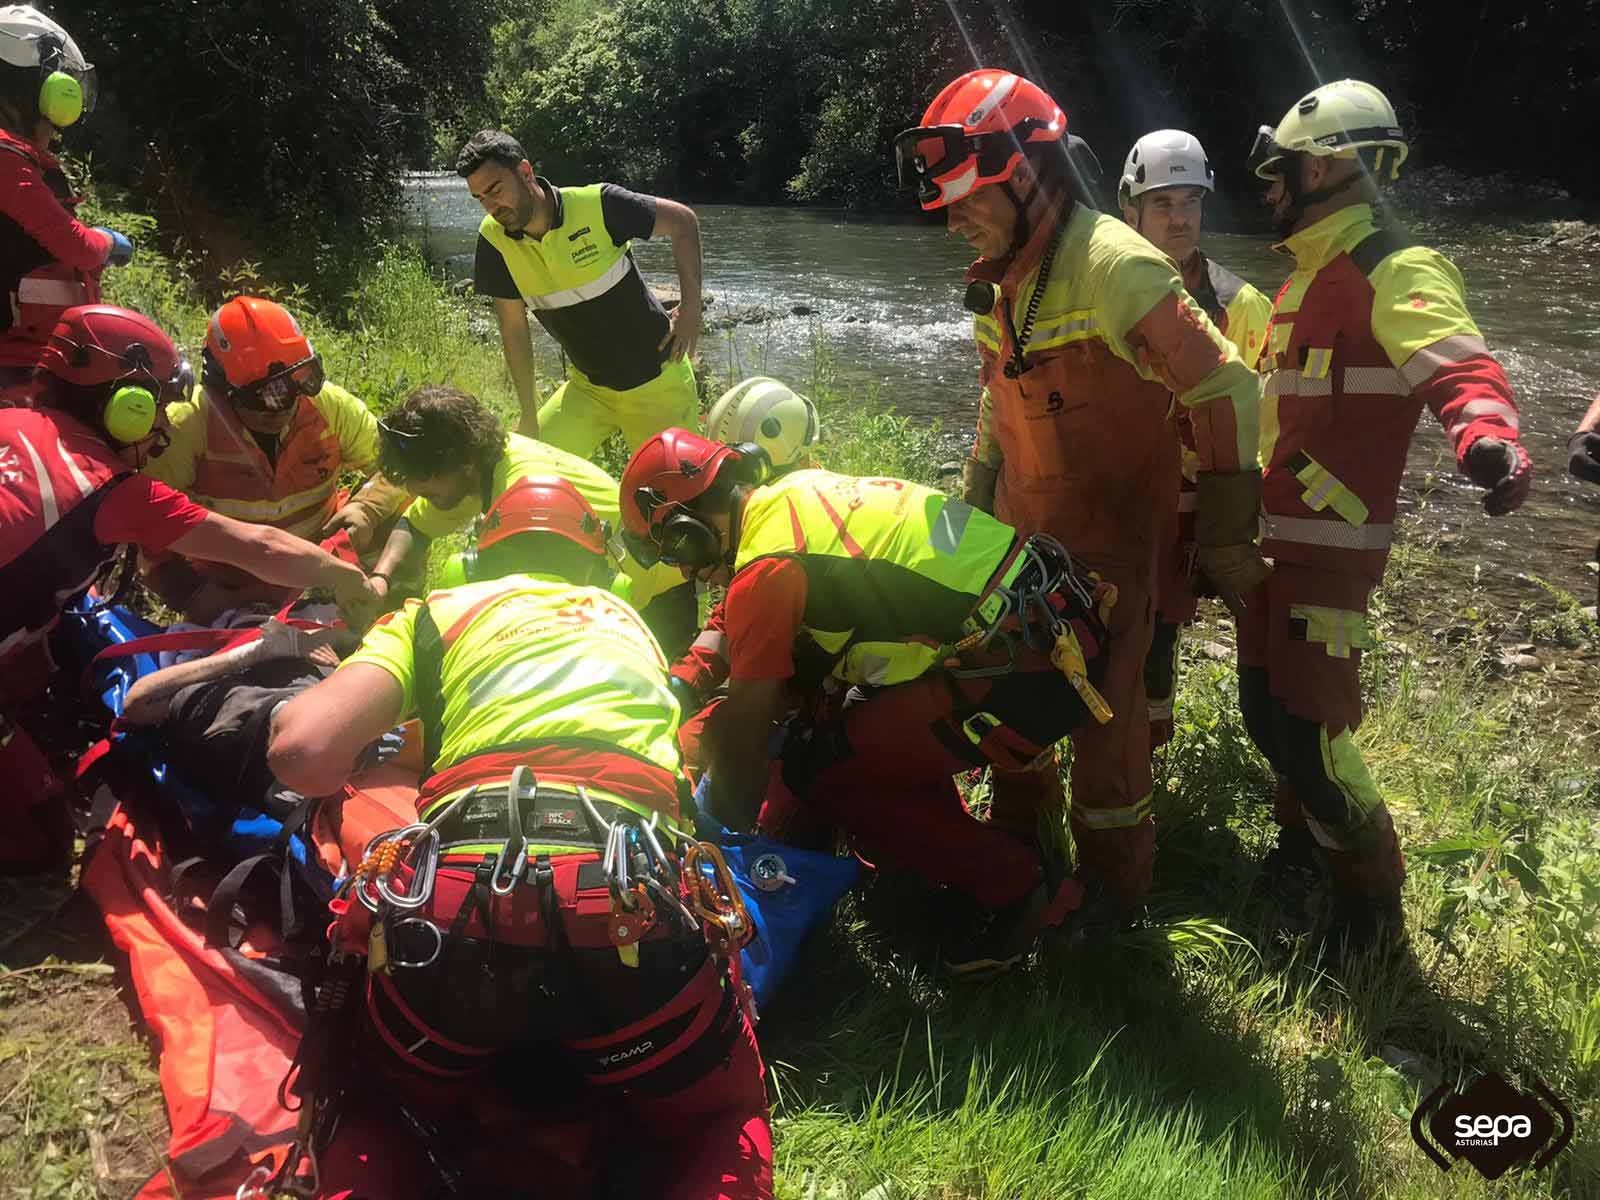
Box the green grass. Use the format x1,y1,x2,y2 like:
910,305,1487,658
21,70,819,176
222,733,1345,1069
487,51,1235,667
3,192,1597,1197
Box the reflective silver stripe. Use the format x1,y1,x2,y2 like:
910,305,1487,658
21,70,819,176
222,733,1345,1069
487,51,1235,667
1029,315,1099,348
1176,490,1197,513
690,628,728,657
1446,398,1521,438
965,73,1019,124
1148,697,1174,721
16,277,87,306
1265,369,1331,398
1399,334,1490,389
15,431,57,528
1261,514,1393,551
929,499,973,555
1031,308,1095,334
1340,366,1407,396
1074,794,1153,830
52,433,95,498
524,254,634,312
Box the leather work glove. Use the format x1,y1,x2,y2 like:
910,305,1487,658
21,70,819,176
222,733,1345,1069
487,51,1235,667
1194,470,1271,621
1465,436,1532,516
322,475,410,552
1569,431,1600,485
962,459,999,514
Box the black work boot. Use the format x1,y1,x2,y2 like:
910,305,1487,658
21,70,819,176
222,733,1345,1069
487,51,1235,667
944,880,1053,978
1259,823,1321,930
1323,889,1406,957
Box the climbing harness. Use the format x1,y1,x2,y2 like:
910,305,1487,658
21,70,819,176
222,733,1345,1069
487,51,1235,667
949,534,1115,722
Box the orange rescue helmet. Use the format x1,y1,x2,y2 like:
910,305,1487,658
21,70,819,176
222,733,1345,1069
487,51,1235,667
202,296,325,412
895,69,1066,210
479,475,610,558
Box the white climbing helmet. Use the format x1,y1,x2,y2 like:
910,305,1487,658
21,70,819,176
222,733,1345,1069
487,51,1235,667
1119,129,1214,208
706,377,819,469
0,5,96,127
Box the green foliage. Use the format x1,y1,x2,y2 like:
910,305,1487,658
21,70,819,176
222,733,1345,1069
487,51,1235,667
52,0,496,245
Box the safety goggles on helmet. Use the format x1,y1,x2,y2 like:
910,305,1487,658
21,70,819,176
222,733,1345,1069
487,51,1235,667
228,353,325,413
893,120,1048,204
1248,125,1288,180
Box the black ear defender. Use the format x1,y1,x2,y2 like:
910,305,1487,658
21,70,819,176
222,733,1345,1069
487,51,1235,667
727,442,772,487
654,512,724,569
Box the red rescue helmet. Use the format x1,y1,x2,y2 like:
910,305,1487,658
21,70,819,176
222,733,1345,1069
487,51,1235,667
479,475,610,558
895,69,1066,210
619,427,770,568
203,296,325,413
37,304,193,443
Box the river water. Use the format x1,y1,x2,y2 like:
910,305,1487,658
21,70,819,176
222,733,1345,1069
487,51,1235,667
405,175,1600,604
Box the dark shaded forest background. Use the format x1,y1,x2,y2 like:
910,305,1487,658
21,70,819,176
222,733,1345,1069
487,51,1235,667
50,0,1600,244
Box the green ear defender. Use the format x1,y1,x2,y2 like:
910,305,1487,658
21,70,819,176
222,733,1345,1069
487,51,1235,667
103,384,157,445
38,71,83,127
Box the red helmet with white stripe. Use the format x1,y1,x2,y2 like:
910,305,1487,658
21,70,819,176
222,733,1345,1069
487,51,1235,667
894,69,1066,210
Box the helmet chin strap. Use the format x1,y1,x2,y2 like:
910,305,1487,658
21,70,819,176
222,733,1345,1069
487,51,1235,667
1276,154,1361,237
1001,181,1030,257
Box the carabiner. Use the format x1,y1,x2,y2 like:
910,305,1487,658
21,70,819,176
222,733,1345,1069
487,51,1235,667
489,766,531,896
372,824,440,911
640,811,680,890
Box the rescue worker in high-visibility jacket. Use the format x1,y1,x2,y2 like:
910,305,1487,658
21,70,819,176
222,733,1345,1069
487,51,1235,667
1244,79,1531,945
366,383,694,653
894,70,1266,912
621,428,1116,976
1118,129,1275,750
140,297,409,621
269,477,771,1200
456,129,702,450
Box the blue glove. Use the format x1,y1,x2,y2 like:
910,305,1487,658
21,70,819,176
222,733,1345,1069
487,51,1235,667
94,227,134,267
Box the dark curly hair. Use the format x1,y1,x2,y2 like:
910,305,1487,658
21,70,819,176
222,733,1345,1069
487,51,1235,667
377,385,505,485
455,130,529,178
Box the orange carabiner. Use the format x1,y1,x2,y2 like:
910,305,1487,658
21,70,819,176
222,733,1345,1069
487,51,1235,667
684,841,754,955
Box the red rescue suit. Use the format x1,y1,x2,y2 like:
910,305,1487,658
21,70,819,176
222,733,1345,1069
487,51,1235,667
1239,204,1526,900
1,406,127,867
0,128,109,381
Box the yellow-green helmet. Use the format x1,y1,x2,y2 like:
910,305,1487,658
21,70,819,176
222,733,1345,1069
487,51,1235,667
705,376,818,469
1250,79,1408,182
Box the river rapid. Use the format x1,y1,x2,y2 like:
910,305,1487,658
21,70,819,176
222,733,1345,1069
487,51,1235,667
405,175,1600,609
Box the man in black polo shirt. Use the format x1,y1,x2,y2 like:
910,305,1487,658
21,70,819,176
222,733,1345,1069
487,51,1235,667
457,130,703,454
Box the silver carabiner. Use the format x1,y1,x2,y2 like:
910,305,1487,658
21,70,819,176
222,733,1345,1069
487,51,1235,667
373,824,440,911
235,1164,272,1200
489,767,533,897
640,811,680,890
